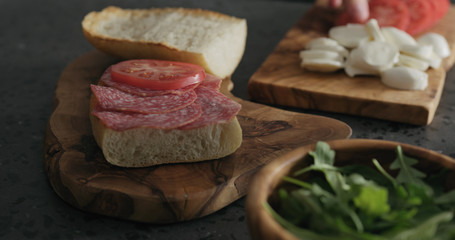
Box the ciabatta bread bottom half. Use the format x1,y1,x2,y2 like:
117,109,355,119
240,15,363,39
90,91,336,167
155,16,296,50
90,113,242,167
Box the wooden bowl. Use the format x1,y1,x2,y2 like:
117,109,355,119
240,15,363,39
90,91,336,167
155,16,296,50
245,139,455,240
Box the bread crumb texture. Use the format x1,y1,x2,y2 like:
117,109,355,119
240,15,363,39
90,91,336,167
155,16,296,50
82,6,247,78
99,117,242,167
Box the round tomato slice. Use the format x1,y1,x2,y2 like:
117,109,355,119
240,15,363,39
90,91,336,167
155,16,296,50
369,0,410,30
400,0,433,35
431,0,450,23
335,0,410,31
110,59,205,90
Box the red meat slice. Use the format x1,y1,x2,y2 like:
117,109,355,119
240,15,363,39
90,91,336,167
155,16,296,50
199,73,222,90
91,85,197,114
93,65,239,132
99,67,199,97
92,103,202,131
179,86,241,130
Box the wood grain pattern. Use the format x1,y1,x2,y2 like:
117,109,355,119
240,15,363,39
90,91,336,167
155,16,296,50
248,7,455,125
43,51,351,223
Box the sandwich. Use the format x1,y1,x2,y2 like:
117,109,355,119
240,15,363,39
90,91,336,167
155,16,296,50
82,6,247,167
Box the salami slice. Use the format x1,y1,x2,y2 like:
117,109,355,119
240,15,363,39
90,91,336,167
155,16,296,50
179,86,241,130
199,73,222,90
91,85,197,114
100,67,199,97
93,103,202,131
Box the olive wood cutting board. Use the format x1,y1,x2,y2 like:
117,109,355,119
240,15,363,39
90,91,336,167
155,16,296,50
248,6,455,125
43,51,351,223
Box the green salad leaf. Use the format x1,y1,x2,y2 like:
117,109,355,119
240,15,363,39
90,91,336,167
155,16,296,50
353,184,390,217
390,146,433,196
267,141,455,240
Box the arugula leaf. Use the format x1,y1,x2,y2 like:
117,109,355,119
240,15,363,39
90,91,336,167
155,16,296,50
266,142,455,239
294,142,337,180
276,188,309,224
264,201,386,240
389,146,433,196
373,158,397,187
294,142,352,204
389,211,453,240
435,190,455,205
353,184,390,217
309,141,335,166
433,222,455,240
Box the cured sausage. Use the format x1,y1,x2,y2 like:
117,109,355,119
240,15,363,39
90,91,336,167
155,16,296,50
92,103,202,131
91,85,197,114
92,60,241,132
179,86,241,130
199,73,222,90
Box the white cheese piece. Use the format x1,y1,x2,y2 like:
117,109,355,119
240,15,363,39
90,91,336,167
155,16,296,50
348,41,398,74
307,44,349,58
345,61,378,77
397,54,430,71
365,19,385,42
305,37,340,49
417,33,451,58
305,38,349,58
299,49,343,62
381,27,417,49
400,44,433,59
426,51,442,69
328,24,369,48
381,66,428,90
344,64,364,77
345,48,380,76
301,58,344,72
299,47,345,72
362,41,399,70
298,21,446,91
400,43,442,69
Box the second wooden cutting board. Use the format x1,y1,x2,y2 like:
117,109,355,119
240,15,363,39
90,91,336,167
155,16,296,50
248,7,455,125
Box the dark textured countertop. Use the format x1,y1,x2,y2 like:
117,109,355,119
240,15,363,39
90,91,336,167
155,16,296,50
2,0,455,239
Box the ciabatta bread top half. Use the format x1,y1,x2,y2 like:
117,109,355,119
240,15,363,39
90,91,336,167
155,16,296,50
82,6,247,79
